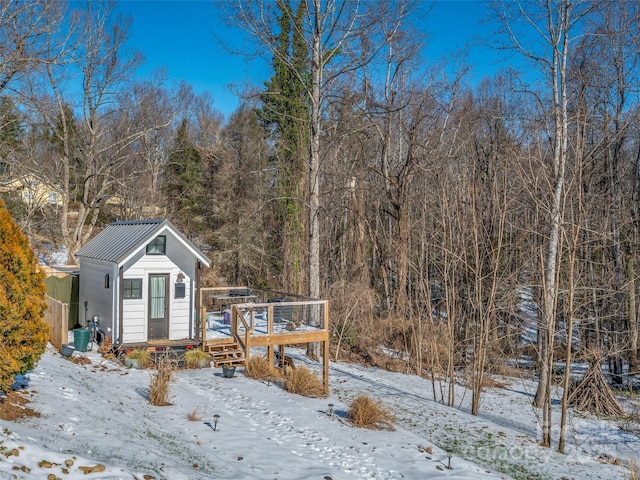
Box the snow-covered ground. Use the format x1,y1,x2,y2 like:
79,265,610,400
1,345,638,480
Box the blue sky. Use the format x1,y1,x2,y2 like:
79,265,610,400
118,1,500,117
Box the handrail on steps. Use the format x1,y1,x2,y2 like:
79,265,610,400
231,305,251,353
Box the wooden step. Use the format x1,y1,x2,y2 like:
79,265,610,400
209,348,242,357
211,354,241,361
213,357,245,367
206,342,241,353
209,348,243,356
205,340,246,367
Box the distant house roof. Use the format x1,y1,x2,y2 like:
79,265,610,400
75,219,211,267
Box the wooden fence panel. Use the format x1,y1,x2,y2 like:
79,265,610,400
44,295,68,352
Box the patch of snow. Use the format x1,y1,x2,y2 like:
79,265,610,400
35,242,69,266
1,345,637,480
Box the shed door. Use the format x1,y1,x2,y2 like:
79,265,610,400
148,274,169,339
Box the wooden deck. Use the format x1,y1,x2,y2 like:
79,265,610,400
199,287,330,389
118,338,200,353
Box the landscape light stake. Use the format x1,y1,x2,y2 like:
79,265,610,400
213,414,220,431
327,403,334,417
446,450,453,469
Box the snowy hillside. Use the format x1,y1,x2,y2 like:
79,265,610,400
1,346,638,480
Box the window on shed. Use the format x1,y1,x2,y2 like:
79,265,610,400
123,278,142,299
146,235,166,255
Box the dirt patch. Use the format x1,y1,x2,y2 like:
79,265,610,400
0,391,40,421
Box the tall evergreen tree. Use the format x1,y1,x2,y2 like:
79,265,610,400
258,0,310,294
0,199,48,393
162,118,205,236
202,104,272,285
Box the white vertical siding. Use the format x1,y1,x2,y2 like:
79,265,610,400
80,226,200,345
123,254,192,342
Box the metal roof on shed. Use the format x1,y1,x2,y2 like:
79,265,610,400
75,219,210,266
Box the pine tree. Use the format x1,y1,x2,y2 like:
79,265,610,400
162,119,205,236
0,199,48,393
258,0,310,294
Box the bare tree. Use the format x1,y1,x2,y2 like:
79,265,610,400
122,78,186,218
26,1,179,259
0,0,65,94
494,0,594,447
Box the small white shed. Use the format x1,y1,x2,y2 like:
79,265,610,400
75,219,211,346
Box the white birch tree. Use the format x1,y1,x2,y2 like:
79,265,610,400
494,0,593,447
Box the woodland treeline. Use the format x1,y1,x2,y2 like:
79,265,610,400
1,0,639,449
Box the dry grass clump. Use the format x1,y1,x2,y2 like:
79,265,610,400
149,354,175,406
187,407,202,422
348,394,395,430
245,356,278,381
627,459,640,480
183,348,211,368
283,366,327,398
125,348,151,367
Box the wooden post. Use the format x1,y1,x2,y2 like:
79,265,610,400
323,301,329,391
267,345,274,368
201,306,207,349
323,339,329,393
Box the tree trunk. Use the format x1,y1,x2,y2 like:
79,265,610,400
533,3,572,426
630,268,639,372
559,219,580,453
306,4,322,360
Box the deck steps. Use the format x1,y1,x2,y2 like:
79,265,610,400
206,341,246,367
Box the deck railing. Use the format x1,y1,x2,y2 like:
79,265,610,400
231,304,252,352
198,286,328,341
199,286,330,389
